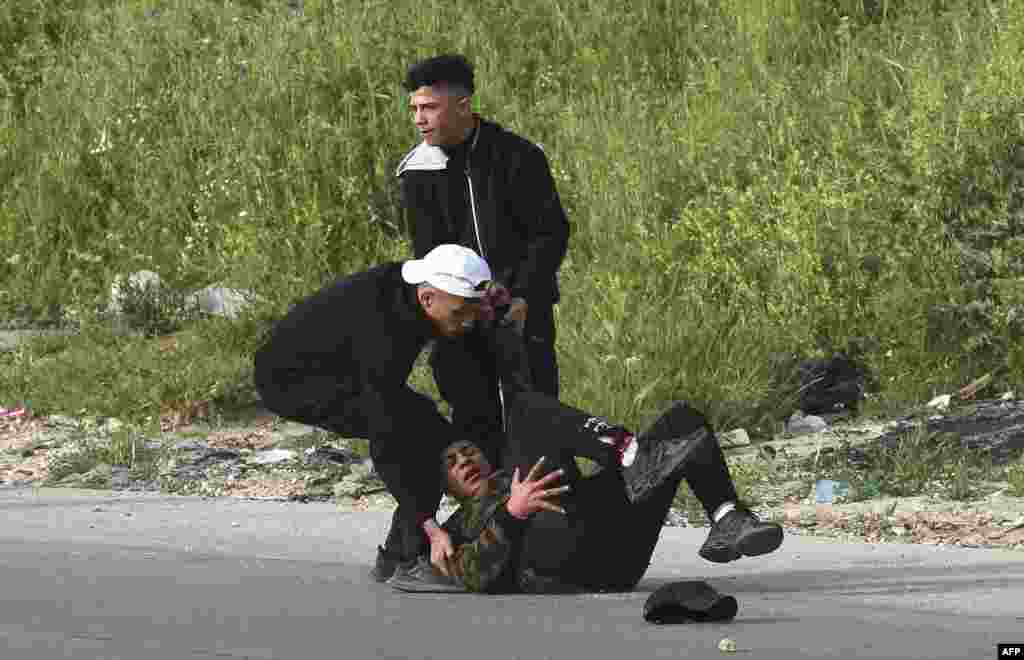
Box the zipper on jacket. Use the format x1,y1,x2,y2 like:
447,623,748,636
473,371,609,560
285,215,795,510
466,170,485,259
464,123,486,259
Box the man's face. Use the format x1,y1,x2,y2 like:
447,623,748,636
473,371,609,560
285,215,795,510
444,440,493,499
419,287,482,337
408,85,471,147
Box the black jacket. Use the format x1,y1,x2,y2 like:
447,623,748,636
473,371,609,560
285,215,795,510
396,117,570,305
254,263,450,526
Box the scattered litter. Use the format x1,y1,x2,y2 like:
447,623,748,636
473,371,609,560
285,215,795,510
957,373,992,400
0,406,26,420
814,480,849,504
720,429,750,447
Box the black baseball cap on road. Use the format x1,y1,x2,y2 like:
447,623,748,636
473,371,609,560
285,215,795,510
643,581,738,624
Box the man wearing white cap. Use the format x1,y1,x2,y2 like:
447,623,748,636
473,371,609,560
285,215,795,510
254,244,505,579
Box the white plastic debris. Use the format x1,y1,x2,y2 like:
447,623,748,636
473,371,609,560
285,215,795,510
927,394,951,411
185,285,259,319
720,429,751,447
108,270,162,314
787,411,827,436
718,638,737,653
252,449,297,465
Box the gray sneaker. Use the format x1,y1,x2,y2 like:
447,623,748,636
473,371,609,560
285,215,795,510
369,546,404,583
386,556,467,593
622,401,710,504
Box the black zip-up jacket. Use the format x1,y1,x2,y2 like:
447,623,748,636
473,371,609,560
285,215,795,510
396,117,570,305
254,262,450,527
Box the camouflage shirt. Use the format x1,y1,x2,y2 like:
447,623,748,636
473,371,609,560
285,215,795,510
440,472,528,593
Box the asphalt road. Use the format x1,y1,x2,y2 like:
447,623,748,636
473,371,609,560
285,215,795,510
1,488,1021,660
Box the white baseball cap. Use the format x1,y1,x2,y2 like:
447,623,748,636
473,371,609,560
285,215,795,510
401,244,492,299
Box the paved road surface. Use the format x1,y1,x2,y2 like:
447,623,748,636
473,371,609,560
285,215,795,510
1,488,1021,660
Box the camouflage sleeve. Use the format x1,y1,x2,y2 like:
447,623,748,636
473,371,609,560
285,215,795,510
447,500,527,593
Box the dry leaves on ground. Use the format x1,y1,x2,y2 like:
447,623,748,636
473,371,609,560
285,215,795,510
892,511,1024,547
0,415,50,484
221,477,307,499
203,428,278,451
783,504,1024,548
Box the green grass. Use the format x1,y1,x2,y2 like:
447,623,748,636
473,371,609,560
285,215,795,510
1008,459,1024,498
2,0,1024,443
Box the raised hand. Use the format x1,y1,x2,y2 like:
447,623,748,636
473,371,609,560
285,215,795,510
506,456,571,519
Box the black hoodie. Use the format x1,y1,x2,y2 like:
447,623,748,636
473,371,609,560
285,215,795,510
254,262,451,526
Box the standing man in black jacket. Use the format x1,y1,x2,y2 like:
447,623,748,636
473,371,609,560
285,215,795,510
254,244,502,582
396,54,571,466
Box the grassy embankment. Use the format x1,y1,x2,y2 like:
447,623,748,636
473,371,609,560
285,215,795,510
2,0,1023,503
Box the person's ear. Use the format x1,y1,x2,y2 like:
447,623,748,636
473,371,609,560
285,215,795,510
457,95,472,118
418,287,432,309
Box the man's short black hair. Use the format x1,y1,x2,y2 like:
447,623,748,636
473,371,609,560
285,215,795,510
404,54,475,95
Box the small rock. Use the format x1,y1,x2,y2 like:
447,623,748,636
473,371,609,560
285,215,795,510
719,429,751,447
173,440,208,451
927,394,951,411
122,512,133,518
303,446,356,466
251,449,296,465
185,285,258,320
787,411,827,436
91,506,104,513
718,638,737,653
198,448,241,462
46,415,79,429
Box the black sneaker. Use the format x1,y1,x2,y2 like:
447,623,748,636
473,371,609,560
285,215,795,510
369,546,407,583
386,556,467,593
698,508,783,563
622,401,710,504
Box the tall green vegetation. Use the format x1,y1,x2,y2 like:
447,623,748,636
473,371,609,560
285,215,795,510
2,0,1022,431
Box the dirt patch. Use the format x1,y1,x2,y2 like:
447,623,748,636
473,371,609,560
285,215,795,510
773,498,1024,549
202,427,279,452
0,416,51,483
220,476,308,499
